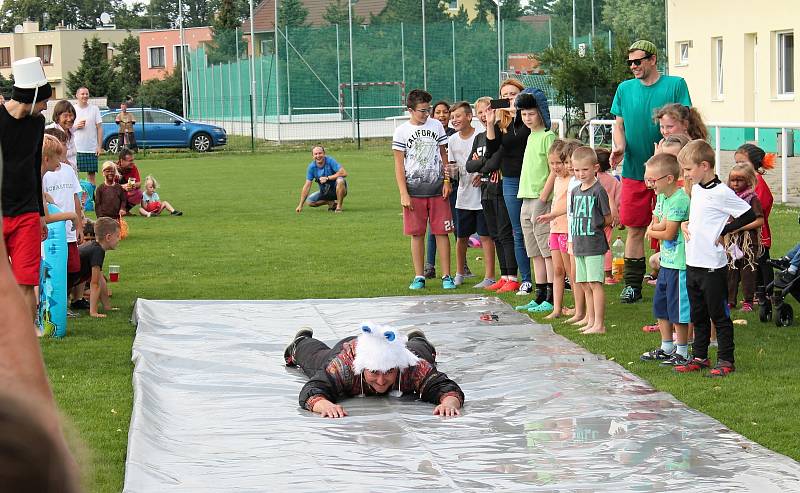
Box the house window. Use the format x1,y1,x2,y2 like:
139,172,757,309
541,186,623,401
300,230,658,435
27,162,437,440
0,47,10,68
36,44,53,64
448,0,458,9
713,37,724,98
149,46,165,68
679,41,689,64
777,31,794,96
173,44,189,68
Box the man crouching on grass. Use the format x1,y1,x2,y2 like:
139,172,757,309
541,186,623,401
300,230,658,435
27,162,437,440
284,322,464,418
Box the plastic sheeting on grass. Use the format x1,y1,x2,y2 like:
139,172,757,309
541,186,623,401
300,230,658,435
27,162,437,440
125,296,800,492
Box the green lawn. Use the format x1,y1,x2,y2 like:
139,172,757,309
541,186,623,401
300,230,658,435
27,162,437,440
44,143,800,492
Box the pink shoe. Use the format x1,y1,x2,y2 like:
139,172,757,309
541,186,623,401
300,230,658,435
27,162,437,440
741,302,753,312
647,278,657,286
604,276,619,285
641,324,659,333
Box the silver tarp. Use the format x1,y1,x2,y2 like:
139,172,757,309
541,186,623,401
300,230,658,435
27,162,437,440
125,296,800,492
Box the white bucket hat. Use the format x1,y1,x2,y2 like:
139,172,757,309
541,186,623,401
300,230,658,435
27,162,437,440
12,57,48,88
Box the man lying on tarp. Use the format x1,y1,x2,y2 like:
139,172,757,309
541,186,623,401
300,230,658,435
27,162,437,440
284,322,464,418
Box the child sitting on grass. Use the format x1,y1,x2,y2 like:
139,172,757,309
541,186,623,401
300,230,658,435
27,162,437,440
139,175,183,217
69,217,120,318
94,162,126,220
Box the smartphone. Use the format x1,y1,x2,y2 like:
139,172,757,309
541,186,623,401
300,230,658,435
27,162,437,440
489,98,510,109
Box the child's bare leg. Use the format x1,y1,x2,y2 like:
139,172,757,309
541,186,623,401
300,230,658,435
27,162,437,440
435,234,451,278
532,255,546,284
480,235,496,280
456,237,468,276
566,253,585,323
658,319,674,344
545,249,565,320
582,282,606,333
162,201,176,213
576,283,594,327
138,207,150,217
410,235,425,277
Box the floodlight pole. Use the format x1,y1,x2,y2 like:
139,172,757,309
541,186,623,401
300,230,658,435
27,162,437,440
572,0,576,49
348,0,355,141
248,0,257,148
591,0,595,40
494,0,501,86
178,0,187,117
274,0,281,142
422,0,427,89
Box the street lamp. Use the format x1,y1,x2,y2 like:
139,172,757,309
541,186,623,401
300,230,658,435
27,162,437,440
178,0,187,117
348,0,356,140
421,0,427,89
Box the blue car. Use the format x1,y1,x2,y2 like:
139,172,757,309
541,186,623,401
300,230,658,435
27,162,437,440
101,108,227,153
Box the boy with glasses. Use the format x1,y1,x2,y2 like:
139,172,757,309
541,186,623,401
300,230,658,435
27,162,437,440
609,40,692,304
392,89,455,290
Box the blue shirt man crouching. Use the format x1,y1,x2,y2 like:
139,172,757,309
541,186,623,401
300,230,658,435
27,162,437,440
296,145,348,213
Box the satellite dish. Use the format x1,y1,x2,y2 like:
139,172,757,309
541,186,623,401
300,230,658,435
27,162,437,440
100,12,112,25
14,24,23,33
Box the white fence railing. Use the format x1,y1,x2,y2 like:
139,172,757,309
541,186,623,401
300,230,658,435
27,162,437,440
588,119,800,203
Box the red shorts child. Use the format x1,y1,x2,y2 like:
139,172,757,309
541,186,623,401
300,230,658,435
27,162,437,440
2,212,42,285
402,196,453,236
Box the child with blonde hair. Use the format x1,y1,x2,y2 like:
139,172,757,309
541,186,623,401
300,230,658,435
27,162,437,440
139,175,183,217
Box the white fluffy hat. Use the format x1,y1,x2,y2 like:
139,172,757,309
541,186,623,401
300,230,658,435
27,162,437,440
353,321,420,374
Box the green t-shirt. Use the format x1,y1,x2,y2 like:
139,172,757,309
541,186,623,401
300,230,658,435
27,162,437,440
610,75,692,181
653,187,690,270
517,129,556,199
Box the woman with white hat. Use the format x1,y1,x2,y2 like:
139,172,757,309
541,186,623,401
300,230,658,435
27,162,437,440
0,56,52,322
284,322,464,418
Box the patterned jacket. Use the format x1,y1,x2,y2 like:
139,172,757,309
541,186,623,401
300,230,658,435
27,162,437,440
299,336,464,410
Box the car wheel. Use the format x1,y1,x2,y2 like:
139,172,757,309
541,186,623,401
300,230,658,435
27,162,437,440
192,132,212,152
106,136,120,154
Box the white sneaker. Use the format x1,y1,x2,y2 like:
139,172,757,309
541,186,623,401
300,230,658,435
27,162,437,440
473,278,495,288
516,281,533,295
454,274,464,286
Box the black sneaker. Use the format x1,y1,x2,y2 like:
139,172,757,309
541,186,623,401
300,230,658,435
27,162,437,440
170,210,183,216
620,285,643,304
70,298,90,310
407,329,436,359
640,347,675,361
284,328,313,366
660,353,690,367
423,263,436,279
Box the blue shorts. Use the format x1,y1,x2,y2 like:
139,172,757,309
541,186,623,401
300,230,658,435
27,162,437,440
653,267,690,325
307,178,347,202
455,209,488,238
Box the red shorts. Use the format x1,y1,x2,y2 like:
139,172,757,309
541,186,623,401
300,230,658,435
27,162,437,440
2,212,42,285
67,242,80,273
619,177,655,228
403,196,453,236
143,201,162,213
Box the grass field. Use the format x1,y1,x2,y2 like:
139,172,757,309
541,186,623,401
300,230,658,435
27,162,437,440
43,142,800,492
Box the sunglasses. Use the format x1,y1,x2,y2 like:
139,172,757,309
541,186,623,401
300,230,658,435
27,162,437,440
626,54,653,67
644,174,670,186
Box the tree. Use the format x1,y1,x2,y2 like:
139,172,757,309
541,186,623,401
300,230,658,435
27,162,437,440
278,0,309,27
547,0,610,45
137,68,183,116
114,2,153,29
206,0,245,64
0,73,14,98
65,37,114,98
473,0,523,24
601,0,665,61
524,0,554,15
110,35,141,101
371,0,450,25
323,0,364,26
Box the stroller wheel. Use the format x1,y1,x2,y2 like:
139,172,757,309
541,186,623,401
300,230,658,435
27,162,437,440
776,304,794,327
759,300,772,322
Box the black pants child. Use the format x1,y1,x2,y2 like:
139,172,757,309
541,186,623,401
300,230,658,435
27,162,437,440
687,265,735,364
482,193,516,277
294,335,436,377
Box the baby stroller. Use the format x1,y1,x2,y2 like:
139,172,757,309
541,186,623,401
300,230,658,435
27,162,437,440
759,260,800,327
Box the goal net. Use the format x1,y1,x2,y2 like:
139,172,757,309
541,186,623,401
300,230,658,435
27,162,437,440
339,82,406,121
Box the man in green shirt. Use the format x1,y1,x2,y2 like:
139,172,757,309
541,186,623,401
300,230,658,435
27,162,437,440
610,39,692,303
